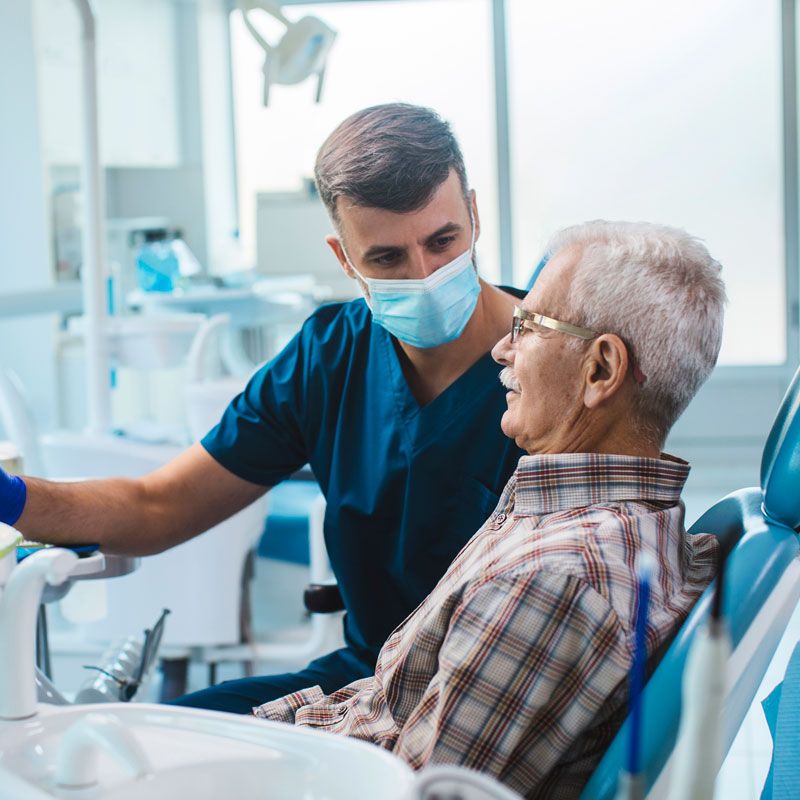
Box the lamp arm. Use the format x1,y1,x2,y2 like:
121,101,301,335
240,9,273,53
262,51,273,106
315,63,327,104
238,0,292,52
239,0,290,25
68,0,111,436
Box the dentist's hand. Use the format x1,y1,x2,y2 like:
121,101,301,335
0,465,26,526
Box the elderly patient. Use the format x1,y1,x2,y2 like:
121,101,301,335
253,220,725,799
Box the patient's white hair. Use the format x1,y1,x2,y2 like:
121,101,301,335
545,220,726,445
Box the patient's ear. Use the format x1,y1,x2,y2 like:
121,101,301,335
583,334,629,409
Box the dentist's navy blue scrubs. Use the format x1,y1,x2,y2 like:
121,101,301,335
172,295,525,713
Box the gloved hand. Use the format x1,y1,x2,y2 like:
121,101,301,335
0,465,26,526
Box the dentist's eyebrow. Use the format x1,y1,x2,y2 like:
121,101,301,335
423,222,462,246
360,222,464,262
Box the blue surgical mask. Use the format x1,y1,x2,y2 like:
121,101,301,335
344,222,481,348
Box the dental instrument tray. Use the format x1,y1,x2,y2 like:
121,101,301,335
14,542,139,600
16,540,99,561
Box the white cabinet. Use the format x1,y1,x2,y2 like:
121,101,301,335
34,0,181,167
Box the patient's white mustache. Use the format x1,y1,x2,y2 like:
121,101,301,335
499,368,521,392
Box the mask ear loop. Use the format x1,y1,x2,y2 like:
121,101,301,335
341,246,366,282
468,210,476,257
339,245,374,309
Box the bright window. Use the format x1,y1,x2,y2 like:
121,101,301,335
507,0,785,365
230,0,501,279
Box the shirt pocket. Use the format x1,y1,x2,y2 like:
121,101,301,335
295,702,347,730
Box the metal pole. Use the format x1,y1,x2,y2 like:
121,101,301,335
72,0,111,435
491,0,514,286
782,0,800,371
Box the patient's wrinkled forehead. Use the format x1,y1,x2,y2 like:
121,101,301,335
523,245,583,318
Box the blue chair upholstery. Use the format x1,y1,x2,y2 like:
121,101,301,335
581,367,800,800
258,480,324,565
526,257,549,291
761,366,800,529
256,475,345,613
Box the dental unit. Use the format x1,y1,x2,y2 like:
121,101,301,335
0,522,20,588
0,531,76,720
0,532,526,799
1,525,71,712
53,713,151,791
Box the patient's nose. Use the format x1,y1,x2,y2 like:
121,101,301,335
492,332,514,366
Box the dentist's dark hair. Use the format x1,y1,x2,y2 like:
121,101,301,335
314,103,470,229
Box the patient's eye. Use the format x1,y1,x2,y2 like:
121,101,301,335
512,319,533,343
529,319,549,335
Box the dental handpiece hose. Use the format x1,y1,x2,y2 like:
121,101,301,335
614,554,654,800
666,553,729,800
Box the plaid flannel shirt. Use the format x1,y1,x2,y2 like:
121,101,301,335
253,452,717,799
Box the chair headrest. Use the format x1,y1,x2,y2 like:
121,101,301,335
761,365,800,528
526,257,549,291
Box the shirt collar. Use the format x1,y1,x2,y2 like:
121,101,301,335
510,452,690,517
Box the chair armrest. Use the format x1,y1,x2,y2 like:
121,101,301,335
303,583,344,613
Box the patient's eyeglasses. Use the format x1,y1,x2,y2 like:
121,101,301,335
510,306,596,343
510,306,648,383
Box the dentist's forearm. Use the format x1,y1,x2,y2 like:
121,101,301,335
14,476,170,555
7,444,269,556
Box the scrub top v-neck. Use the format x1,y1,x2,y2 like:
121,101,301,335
202,297,525,657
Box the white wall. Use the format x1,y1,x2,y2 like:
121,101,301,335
0,0,240,439
0,1,61,435
33,0,182,168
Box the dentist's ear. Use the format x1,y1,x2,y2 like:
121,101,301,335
470,190,481,242
582,334,629,409
326,235,357,280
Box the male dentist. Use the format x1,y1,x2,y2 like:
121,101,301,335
0,104,525,712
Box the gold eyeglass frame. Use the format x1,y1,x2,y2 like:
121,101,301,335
511,306,596,343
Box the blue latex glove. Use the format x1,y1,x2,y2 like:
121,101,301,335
0,465,26,525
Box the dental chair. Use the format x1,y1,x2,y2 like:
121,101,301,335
581,366,800,799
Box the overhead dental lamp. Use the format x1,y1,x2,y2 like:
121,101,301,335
238,0,337,106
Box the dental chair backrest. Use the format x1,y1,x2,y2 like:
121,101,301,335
581,365,800,800
761,366,800,529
